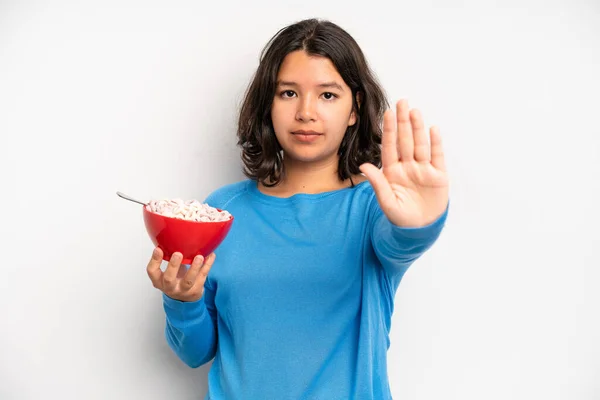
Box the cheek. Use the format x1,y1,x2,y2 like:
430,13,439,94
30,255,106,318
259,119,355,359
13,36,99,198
319,107,351,132
271,102,291,130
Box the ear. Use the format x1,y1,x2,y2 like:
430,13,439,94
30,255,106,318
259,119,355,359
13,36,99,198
348,111,357,127
348,92,362,127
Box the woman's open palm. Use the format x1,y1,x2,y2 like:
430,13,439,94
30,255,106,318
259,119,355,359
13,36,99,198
360,99,449,227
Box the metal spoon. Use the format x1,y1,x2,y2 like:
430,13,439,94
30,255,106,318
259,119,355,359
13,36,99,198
116,191,148,206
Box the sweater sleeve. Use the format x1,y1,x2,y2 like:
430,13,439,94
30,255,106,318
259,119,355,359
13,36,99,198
162,278,218,368
369,196,449,280
159,184,238,367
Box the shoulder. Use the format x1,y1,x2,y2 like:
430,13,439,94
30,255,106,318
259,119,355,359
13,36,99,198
203,179,254,209
350,178,383,223
351,176,376,200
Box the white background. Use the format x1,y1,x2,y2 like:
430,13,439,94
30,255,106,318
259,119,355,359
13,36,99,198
1,1,599,399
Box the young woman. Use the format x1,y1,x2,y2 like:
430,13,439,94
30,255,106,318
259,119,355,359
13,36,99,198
147,18,449,400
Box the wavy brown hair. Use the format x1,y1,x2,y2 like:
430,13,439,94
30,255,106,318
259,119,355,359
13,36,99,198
237,18,388,187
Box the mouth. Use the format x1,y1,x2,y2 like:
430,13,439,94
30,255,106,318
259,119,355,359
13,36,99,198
291,130,323,136
291,130,323,143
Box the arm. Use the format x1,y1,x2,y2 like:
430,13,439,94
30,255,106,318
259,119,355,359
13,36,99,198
360,99,450,279
160,188,232,367
162,278,218,368
147,248,219,369
371,199,449,278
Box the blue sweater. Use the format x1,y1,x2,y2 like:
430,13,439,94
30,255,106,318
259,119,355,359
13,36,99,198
162,179,448,400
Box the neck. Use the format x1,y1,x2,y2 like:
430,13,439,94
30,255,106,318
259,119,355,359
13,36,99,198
262,154,350,196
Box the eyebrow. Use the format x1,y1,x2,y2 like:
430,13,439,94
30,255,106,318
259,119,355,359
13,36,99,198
277,80,344,92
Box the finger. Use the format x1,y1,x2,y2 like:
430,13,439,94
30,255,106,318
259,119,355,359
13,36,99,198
359,163,395,211
146,247,164,289
381,109,398,168
410,109,430,162
429,126,446,171
182,254,205,290
197,253,216,282
189,253,217,296
396,100,414,161
176,263,188,279
163,252,183,292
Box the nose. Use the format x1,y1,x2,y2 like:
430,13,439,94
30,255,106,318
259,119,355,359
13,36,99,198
295,97,316,122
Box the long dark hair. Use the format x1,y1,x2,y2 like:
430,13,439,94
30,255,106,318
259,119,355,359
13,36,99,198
237,18,388,187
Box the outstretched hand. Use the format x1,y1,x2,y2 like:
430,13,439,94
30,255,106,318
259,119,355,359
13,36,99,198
360,99,449,228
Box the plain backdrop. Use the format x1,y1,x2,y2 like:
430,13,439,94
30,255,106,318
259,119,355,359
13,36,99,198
1,1,599,399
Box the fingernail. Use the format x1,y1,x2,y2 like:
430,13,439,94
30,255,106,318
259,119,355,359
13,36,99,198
152,248,160,258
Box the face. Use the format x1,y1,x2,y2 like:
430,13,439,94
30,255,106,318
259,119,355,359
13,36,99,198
270,50,357,166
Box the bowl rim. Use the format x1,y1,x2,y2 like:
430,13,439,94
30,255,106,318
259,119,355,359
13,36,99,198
142,204,234,224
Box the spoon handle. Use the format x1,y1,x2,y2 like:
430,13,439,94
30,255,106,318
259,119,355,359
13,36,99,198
116,191,148,206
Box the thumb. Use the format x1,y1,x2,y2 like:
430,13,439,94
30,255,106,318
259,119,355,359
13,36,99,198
359,163,394,209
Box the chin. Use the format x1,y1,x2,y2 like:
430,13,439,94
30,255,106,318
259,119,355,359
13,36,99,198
283,149,336,164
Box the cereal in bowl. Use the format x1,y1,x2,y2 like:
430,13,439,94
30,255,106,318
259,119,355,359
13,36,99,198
146,198,231,222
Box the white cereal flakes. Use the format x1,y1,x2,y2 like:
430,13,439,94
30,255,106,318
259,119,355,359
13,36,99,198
146,198,231,222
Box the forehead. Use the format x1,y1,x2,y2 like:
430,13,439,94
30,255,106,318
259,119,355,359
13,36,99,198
277,50,346,87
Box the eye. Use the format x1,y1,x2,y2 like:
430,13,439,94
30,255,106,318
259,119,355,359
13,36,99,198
322,92,337,100
281,90,296,98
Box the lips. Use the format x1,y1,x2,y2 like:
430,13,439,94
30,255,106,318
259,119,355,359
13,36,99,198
291,130,322,143
292,130,322,136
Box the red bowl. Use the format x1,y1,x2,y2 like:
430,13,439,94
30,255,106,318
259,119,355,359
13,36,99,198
143,205,234,264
